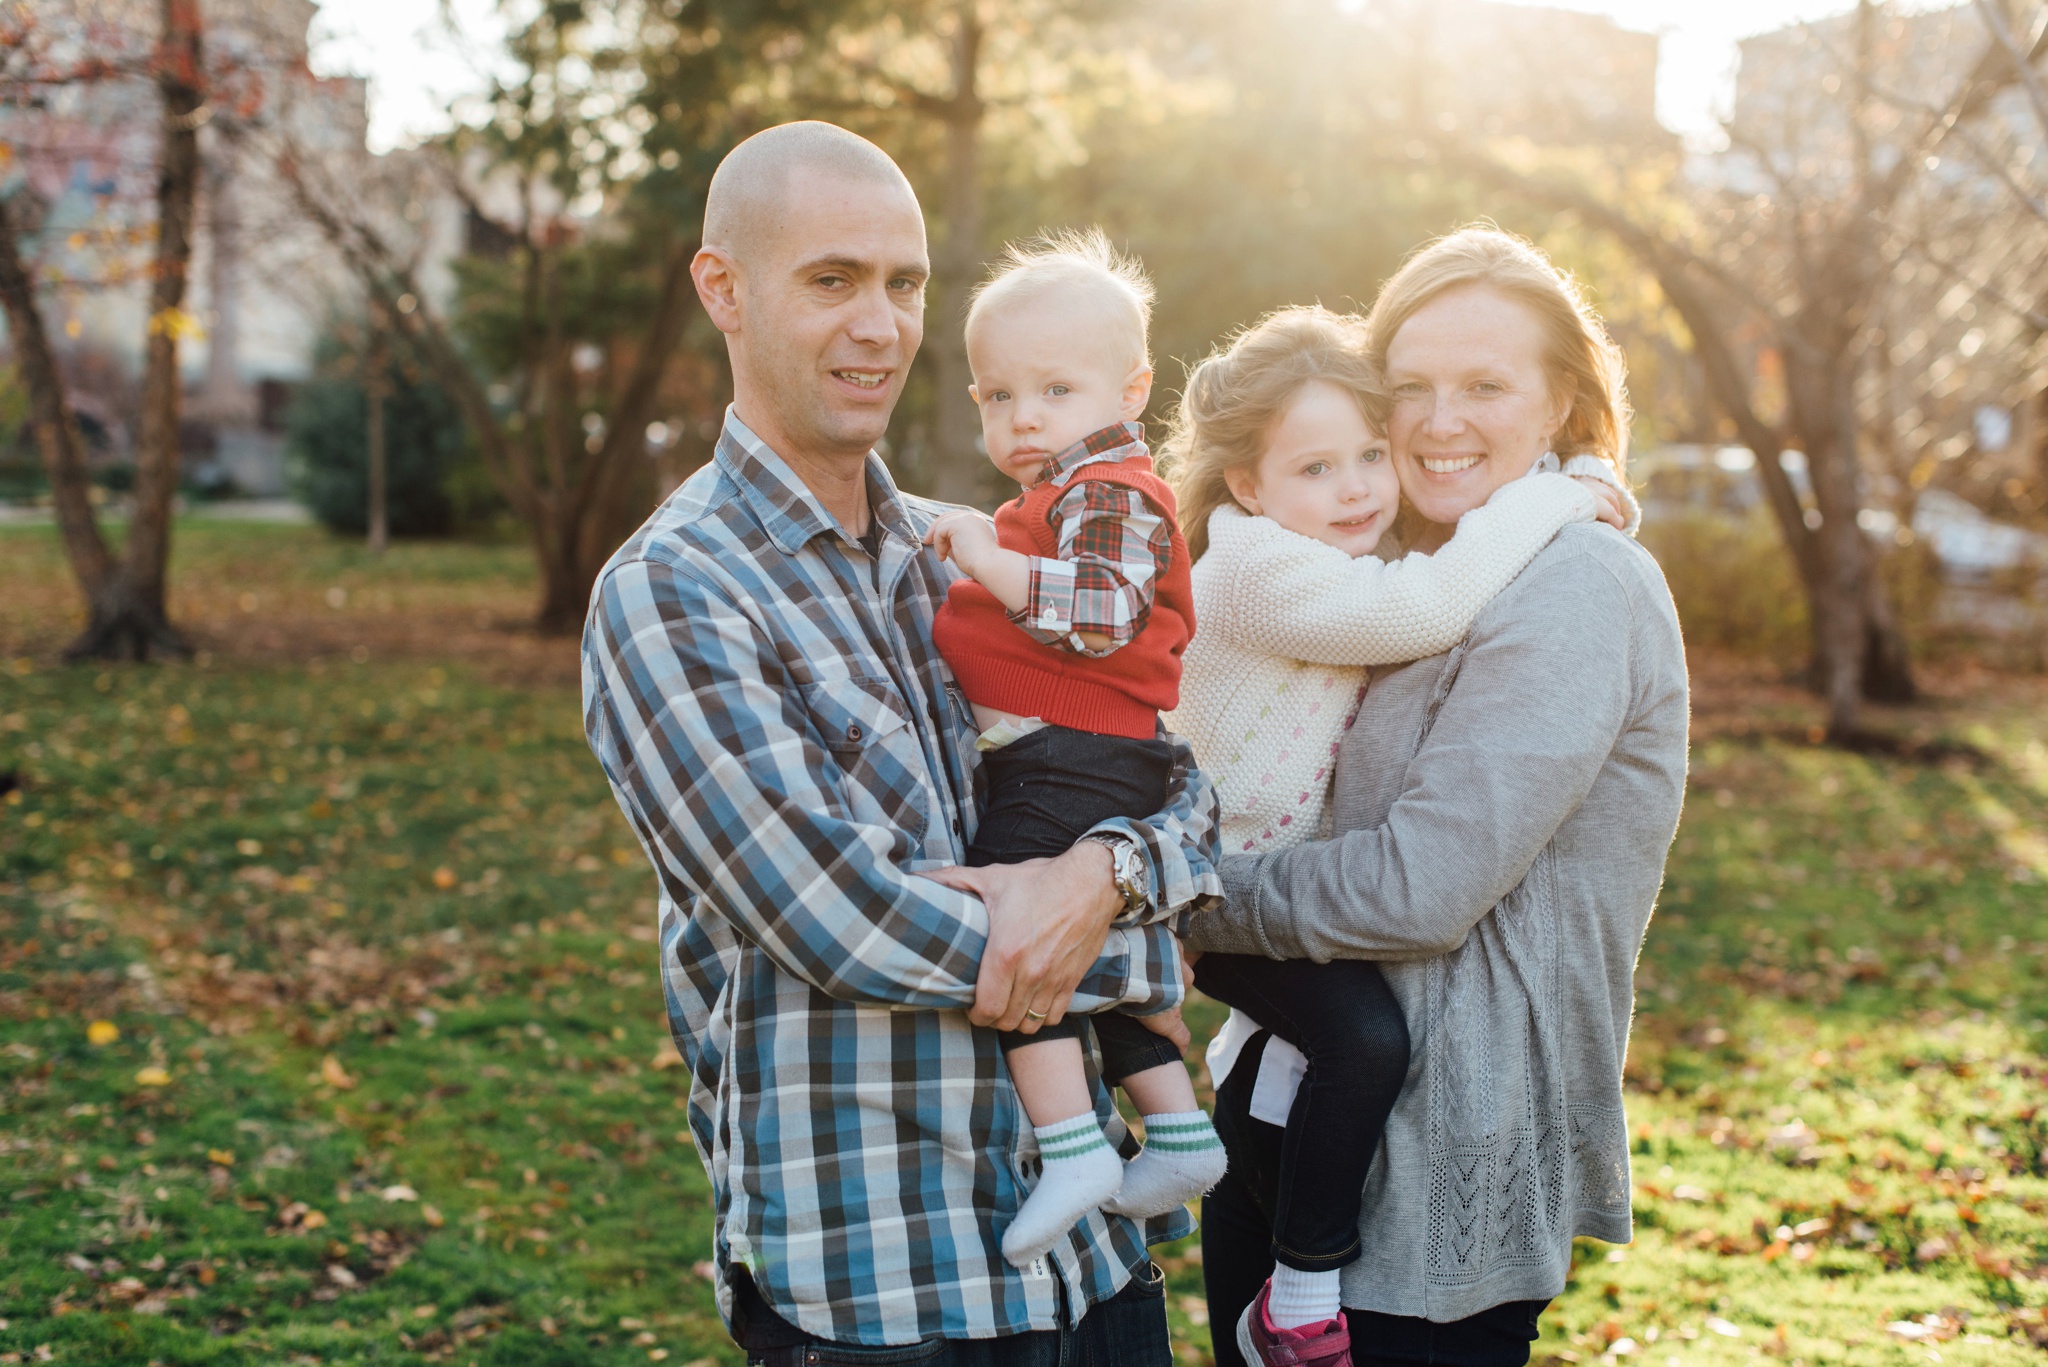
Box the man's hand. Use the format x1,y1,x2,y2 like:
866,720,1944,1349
1572,475,1629,530
917,843,1122,1032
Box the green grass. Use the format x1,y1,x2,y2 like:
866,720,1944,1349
2,659,729,1365
3,529,2047,1365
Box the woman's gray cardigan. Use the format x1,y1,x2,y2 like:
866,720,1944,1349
1185,524,1690,1323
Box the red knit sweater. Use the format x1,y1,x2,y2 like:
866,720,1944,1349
932,456,1194,740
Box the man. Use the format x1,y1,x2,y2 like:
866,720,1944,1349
581,121,1221,1365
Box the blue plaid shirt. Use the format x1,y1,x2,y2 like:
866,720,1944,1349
582,412,1223,1346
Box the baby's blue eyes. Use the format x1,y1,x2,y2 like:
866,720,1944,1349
1364,448,1386,463
980,385,1070,402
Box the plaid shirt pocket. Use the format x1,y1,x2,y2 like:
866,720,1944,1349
799,676,931,848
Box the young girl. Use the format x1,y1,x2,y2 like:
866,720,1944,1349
1160,306,1632,1367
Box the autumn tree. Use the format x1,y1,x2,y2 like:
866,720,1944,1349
1415,1,2048,737
801,0,1165,505
0,0,213,660
1897,0,2048,520
278,0,857,634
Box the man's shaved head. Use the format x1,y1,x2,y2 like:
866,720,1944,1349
691,121,929,488
704,121,916,260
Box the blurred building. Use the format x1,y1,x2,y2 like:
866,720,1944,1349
1411,0,1663,147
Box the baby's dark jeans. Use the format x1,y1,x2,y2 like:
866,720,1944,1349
966,723,1184,1084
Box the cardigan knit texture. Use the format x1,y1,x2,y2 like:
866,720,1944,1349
1183,522,1689,1323
1166,468,1601,857
934,455,1193,740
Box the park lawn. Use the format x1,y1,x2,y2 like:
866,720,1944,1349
1,522,2046,1365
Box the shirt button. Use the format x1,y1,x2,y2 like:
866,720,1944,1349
847,724,863,742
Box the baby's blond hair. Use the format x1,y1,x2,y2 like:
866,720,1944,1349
964,227,1154,371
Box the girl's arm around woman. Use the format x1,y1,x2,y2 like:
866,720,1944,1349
1199,471,1598,668
1188,528,1688,965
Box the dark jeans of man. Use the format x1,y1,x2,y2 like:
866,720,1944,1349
731,1261,1172,1366
1202,1032,1548,1367
1192,952,1408,1271
967,723,1184,1084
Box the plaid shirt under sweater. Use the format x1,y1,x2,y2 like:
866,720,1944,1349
1011,422,1174,656
581,411,1222,1346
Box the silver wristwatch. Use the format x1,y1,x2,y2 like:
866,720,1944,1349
1081,832,1148,916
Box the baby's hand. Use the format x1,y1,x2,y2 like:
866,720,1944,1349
924,509,998,574
1573,476,1628,530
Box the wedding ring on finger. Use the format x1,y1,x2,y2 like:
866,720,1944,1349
1024,1007,1049,1021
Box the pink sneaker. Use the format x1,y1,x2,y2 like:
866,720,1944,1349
1234,1279,1353,1367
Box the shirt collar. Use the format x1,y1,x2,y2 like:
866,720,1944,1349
715,407,917,555
1038,420,1147,489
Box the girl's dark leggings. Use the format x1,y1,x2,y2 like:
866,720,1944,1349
1201,1034,1546,1367
1193,952,1409,1271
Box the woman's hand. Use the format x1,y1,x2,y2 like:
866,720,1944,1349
1572,476,1628,530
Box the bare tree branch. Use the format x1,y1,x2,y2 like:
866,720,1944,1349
1973,0,2048,138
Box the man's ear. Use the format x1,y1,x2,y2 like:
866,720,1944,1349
1119,364,1154,421
692,246,743,336
1223,464,1261,516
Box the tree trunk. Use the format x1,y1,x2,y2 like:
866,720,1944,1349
0,195,114,600
366,322,388,555
532,513,586,636
927,5,986,506
75,0,206,661
1781,350,1917,738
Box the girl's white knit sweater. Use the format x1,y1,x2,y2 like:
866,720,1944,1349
1167,464,1623,856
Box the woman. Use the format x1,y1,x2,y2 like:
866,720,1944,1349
1189,228,1690,1367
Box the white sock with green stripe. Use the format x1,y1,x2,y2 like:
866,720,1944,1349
1001,1114,1123,1267
1101,1110,1227,1219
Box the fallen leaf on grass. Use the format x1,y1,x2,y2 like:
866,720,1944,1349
1887,1315,1959,1343
133,1066,171,1087
650,1043,681,1070
87,1020,118,1046
207,1148,234,1167
327,1265,357,1286
320,1055,357,1089
432,867,458,890
1915,1235,1953,1262
1705,1317,1741,1338
422,1203,444,1227
380,1184,418,1202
